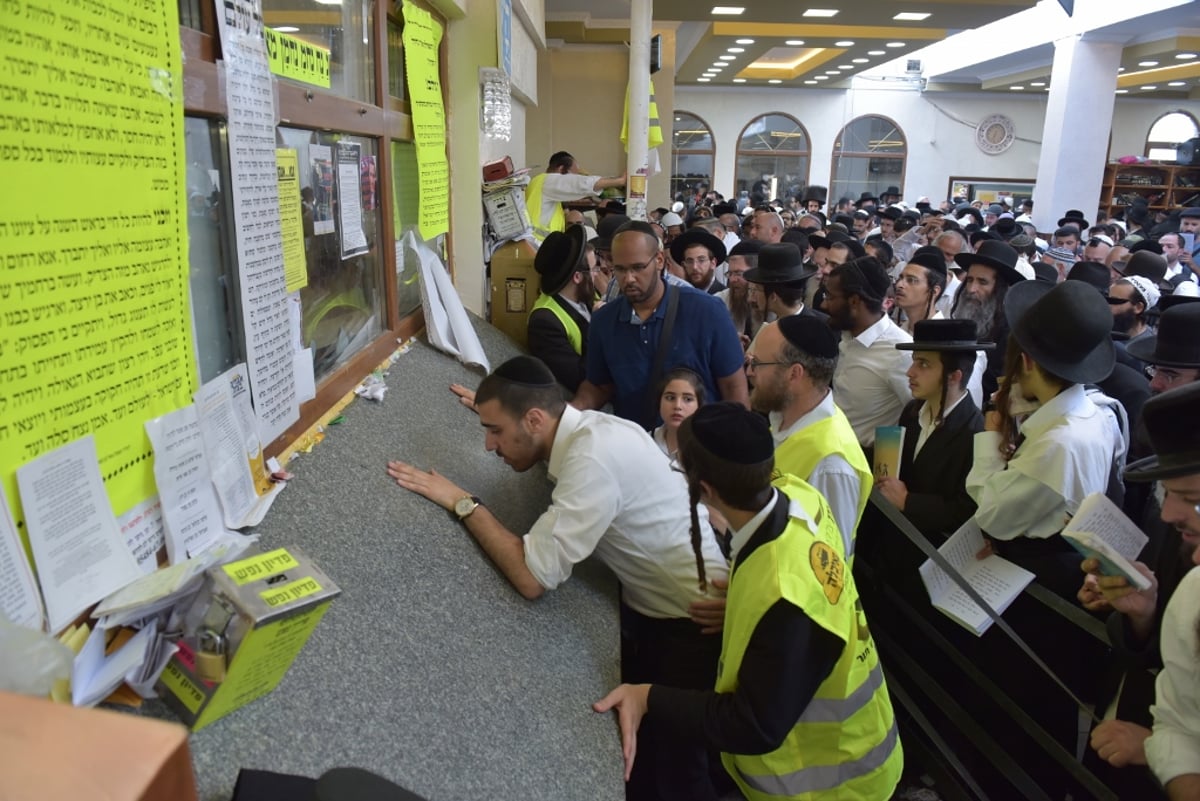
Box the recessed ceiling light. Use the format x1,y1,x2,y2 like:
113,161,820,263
274,26,300,32
838,64,854,69
711,6,745,14
1141,85,1157,90
815,75,829,80
852,58,869,63
1116,89,1128,94
1030,81,1046,87
886,42,906,48
1169,81,1187,86
698,78,711,82
805,80,818,84
1010,85,1024,90
1138,61,1159,67
768,79,783,84
733,78,747,83
868,50,886,56
709,64,725,69
1118,67,1125,72
825,70,840,75
1178,53,1198,60
835,40,855,47
802,8,839,17
894,12,931,20
720,55,738,60
727,47,745,53
785,39,805,46
735,38,755,44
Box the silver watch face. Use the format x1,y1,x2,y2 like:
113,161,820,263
455,496,477,517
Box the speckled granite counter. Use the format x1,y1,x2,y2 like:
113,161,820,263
140,320,624,801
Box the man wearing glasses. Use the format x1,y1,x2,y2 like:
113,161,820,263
668,228,726,295
574,221,749,429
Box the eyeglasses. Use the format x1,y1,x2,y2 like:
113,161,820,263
1106,297,1131,306
613,259,655,276
1148,366,1194,387
746,356,790,370
681,256,711,267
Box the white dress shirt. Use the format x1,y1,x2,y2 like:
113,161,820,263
832,315,914,447
914,391,968,457
537,173,603,230
769,391,864,557
524,406,728,619
1147,566,1200,787
937,273,961,317
965,384,1120,541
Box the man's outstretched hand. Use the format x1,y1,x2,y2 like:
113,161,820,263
450,384,477,413
387,460,467,511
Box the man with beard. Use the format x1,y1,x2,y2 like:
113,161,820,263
574,221,749,429
824,256,914,448
744,243,826,327
527,226,595,393
951,239,1027,398
715,240,763,344
388,356,730,801
1109,276,1160,347
669,228,726,295
747,316,870,557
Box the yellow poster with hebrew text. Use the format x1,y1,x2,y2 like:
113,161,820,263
402,0,450,240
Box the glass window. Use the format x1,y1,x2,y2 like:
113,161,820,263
262,0,376,103
735,113,810,205
671,112,714,203
1146,111,1200,161
178,0,203,29
279,128,386,382
387,15,407,101
830,115,907,204
184,117,242,383
391,140,422,317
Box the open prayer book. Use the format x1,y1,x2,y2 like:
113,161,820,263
1061,493,1152,591
919,519,1034,636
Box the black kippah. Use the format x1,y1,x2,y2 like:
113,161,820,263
777,315,839,360
688,403,773,464
491,356,557,387
840,256,891,301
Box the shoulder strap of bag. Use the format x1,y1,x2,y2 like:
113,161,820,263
643,283,681,429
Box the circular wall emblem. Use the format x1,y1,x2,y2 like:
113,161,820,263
976,114,1016,155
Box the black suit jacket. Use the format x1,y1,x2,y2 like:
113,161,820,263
527,295,590,393
980,320,1009,400
897,395,984,540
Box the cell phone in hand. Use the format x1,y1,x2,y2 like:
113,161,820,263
1182,232,1196,255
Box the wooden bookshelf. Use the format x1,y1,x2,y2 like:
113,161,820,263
1100,161,1200,221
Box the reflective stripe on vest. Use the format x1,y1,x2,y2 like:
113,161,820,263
530,293,582,355
718,480,902,801
772,410,872,558
525,173,565,240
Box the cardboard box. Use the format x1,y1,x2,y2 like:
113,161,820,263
488,238,539,348
156,546,340,731
0,691,198,801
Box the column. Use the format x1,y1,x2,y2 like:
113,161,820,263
626,0,652,221
1031,35,1123,232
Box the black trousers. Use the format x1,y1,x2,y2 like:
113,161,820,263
620,602,725,801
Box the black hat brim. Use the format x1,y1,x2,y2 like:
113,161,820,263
668,229,727,266
1006,281,1116,385
1126,334,1200,368
896,340,996,352
537,225,586,294
954,252,1026,287
1058,217,1090,230
743,266,817,285
1125,452,1200,482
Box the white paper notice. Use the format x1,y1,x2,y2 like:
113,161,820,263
15,437,142,634
0,491,45,631
337,139,368,258
409,229,490,371
217,0,299,447
217,363,266,466
145,407,225,561
294,349,317,404
193,381,259,530
116,496,166,575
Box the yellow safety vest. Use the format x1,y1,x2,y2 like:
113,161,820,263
530,293,583,356
525,173,565,240
773,408,873,558
620,80,664,150
718,477,903,801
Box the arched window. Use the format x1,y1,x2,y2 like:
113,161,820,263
735,113,810,206
1145,111,1200,161
830,115,907,206
670,112,715,203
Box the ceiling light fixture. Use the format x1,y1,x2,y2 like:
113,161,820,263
835,40,855,47
1169,81,1187,86
1116,89,1128,94
1178,53,1198,60
1030,81,1046,87
768,79,783,84
719,55,737,60
852,58,869,63
867,50,885,56
785,39,805,46
736,38,755,44
893,12,931,20
805,80,818,84
1118,67,1125,72
1138,61,1159,67
727,47,745,53
733,78,747,83
1141,85,1157,90
698,77,711,82
802,8,839,17
711,7,745,15
274,25,300,32
1010,85,1024,90
886,42,905,48
815,75,829,80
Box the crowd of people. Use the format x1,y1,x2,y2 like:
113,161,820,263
390,154,1200,800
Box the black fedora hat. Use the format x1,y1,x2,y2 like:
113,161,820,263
1127,303,1200,368
1057,209,1090,230
802,185,828,203
1032,261,1058,284
954,240,1026,287
1127,204,1151,226
1125,382,1200,482
589,213,629,251
534,225,586,294
878,205,904,221
807,229,852,252
744,243,816,285
669,228,727,266
990,217,1020,239
897,319,995,352
1065,261,1112,295
881,186,901,199
855,192,878,207
906,246,948,276
1004,279,1116,385
1159,293,1200,311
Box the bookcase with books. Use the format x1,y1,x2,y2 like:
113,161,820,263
1100,161,1200,222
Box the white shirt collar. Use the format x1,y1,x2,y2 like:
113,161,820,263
1017,383,1092,441
557,293,591,322
769,389,836,445
919,390,968,430
547,405,583,481
729,488,780,560
851,314,895,349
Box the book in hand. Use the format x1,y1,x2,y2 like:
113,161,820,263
1062,492,1152,591
873,426,905,479
919,519,1034,636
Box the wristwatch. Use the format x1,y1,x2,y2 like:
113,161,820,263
454,494,482,520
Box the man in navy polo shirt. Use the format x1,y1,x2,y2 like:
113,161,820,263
573,221,748,428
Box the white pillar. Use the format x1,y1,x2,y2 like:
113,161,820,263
1031,35,1123,233
625,0,652,221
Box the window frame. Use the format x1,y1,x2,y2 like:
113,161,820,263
1145,110,1200,161
829,114,907,203
734,112,812,201
670,111,716,199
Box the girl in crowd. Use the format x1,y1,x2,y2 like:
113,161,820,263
653,368,706,461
